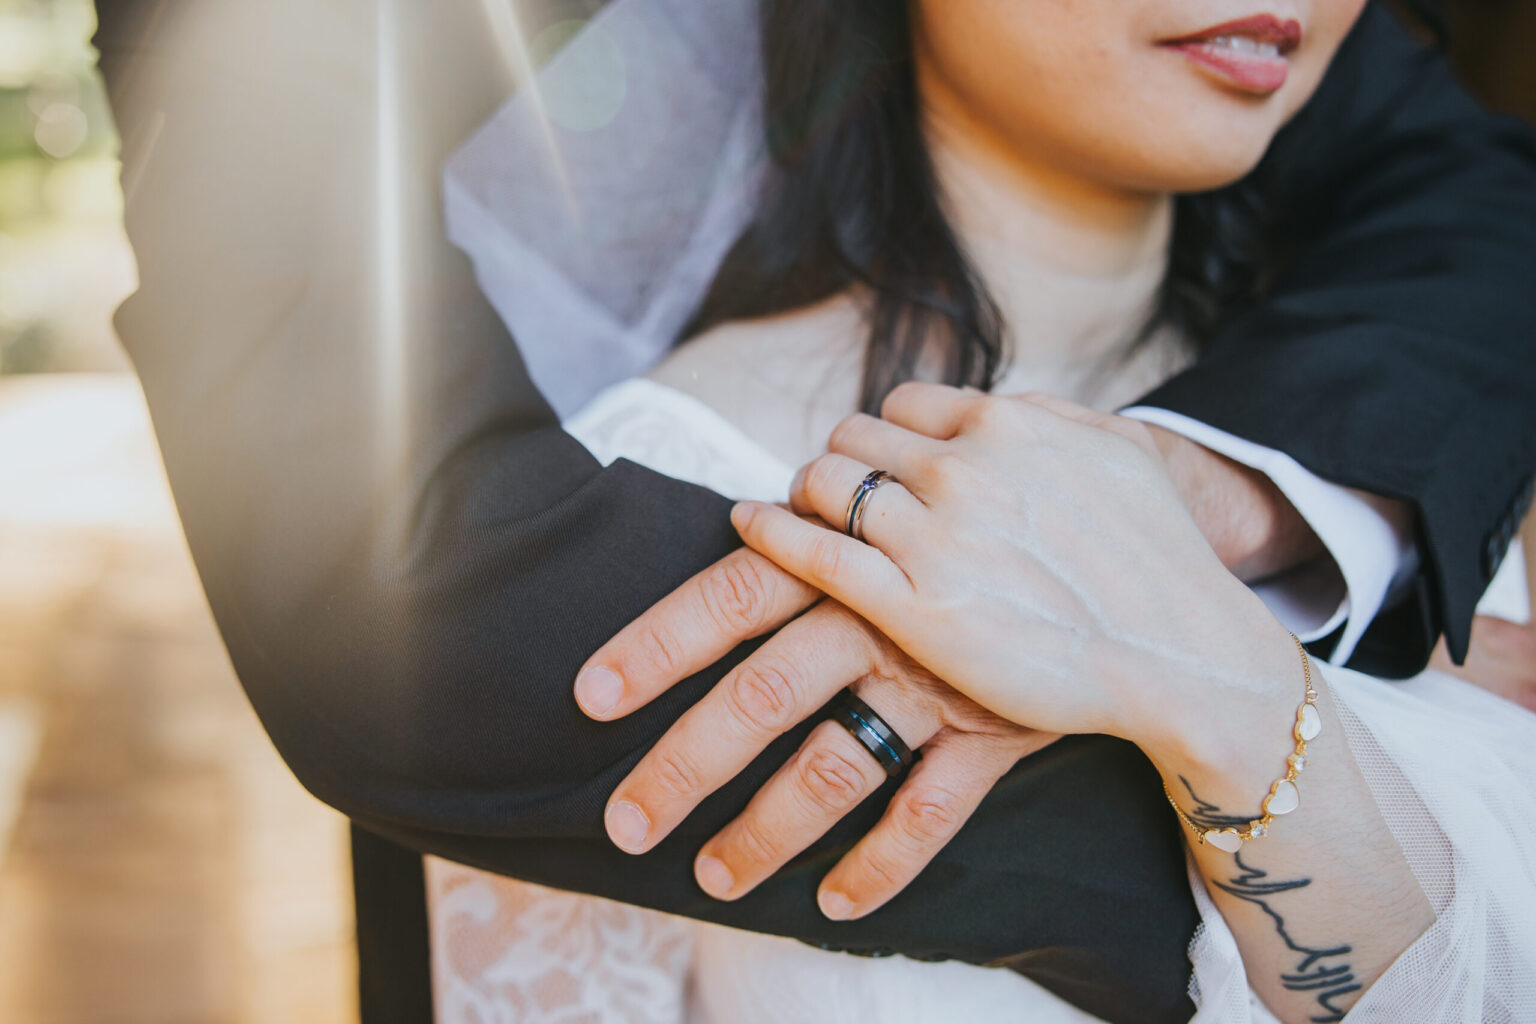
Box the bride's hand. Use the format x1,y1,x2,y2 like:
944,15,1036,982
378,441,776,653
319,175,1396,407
740,382,1299,757
728,384,1436,1022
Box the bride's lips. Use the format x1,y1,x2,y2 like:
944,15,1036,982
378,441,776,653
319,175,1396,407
1160,14,1303,96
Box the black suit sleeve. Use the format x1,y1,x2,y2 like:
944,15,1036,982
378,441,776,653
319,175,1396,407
93,2,1533,1022
94,4,1199,1021
1134,2,1536,678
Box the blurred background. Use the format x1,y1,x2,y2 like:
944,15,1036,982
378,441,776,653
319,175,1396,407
0,1,1531,1022
0,1,353,1020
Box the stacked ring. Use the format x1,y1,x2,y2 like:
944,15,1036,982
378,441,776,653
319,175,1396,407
843,469,896,542
828,688,918,779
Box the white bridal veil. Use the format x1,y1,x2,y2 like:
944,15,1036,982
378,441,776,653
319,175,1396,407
441,1,1536,1020
444,0,764,417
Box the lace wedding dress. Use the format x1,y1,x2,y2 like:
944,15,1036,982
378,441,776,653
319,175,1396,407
425,376,1536,1024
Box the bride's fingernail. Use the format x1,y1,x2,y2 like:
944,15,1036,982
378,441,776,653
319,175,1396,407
575,666,623,717
730,502,757,530
818,889,855,920
605,801,650,853
789,465,807,494
695,855,735,899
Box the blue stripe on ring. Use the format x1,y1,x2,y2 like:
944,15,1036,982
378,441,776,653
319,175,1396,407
844,706,902,767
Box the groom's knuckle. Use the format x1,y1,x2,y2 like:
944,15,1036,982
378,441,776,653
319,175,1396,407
635,617,697,681
856,846,908,891
635,620,689,677
726,657,801,733
893,784,964,845
702,554,772,634
651,747,704,799
797,745,869,813
733,816,782,865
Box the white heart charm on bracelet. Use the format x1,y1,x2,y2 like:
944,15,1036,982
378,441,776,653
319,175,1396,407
1296,703,1322,742
1206,829,1244,853
1264,779,1300,816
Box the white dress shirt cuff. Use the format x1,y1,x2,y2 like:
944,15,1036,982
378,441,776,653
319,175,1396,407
1120,407,1416,665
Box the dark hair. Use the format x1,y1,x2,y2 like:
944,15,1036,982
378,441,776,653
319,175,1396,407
680,0,1441,414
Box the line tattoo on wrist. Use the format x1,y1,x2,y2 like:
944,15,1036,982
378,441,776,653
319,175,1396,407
1183,779,1361,1022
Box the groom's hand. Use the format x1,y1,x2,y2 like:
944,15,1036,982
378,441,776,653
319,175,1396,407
574,412,1340,917
1142,422,1328,581
575,544,1056,919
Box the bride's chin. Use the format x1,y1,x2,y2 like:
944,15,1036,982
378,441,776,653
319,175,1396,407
1095,137,1274,198
1055,106,1290,197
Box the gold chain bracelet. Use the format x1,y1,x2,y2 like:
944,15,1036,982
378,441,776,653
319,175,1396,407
1162,631,1319,853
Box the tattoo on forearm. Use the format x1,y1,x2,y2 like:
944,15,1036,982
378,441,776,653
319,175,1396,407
1178,777,1361,1023
1178,773,1259,831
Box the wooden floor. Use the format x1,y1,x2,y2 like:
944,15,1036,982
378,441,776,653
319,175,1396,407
0,375,356,1024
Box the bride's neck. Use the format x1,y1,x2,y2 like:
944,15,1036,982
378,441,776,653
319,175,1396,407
917,67,1173,363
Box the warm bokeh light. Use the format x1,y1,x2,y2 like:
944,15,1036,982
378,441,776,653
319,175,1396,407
0,0,131,375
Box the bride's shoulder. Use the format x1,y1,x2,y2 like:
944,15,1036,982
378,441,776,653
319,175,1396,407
644,292,868,467
651,292,864,397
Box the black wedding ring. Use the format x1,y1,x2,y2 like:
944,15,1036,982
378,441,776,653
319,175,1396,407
828,688,918,779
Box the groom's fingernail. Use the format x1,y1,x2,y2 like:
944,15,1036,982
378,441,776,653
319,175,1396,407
606,801,650,853
730,502,757,530
695,855,735,899
818,889,856,920
789,465,807,494
575,666,623,717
